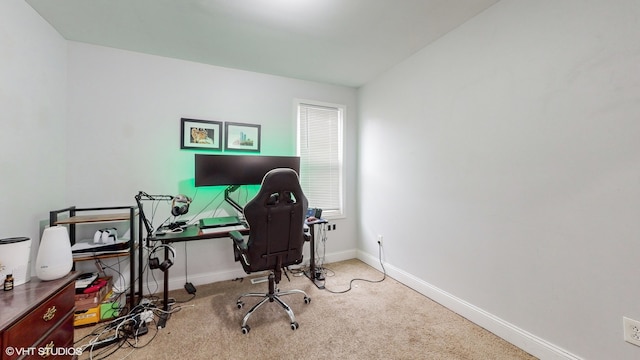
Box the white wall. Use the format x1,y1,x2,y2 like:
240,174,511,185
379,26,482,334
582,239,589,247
0,0,67,262
66,42,358,288
358,1,640,359
1,0,357,299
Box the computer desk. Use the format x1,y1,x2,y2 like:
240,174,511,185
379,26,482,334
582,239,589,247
146,219,324,328
147,222,249,328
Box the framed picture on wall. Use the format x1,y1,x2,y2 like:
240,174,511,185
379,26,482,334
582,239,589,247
224,122,261,152
180,118,222,150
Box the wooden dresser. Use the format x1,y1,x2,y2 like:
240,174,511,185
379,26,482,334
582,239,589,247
0,273,78,360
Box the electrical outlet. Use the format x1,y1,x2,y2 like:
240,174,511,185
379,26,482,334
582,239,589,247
623,317,640,347
377,234,383,245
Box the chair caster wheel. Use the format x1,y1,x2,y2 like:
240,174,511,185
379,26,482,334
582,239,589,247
237,301,244,309
241,325,250,334
304,296,311,304
290,322,299,331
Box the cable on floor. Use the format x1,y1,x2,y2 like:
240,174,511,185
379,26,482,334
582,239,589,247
322,241,386,294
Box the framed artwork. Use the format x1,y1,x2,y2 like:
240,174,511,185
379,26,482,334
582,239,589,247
224,122,261,152
180,118,222,150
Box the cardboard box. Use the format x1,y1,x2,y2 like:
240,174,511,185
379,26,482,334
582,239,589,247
74,306,100,327
75,276,112,311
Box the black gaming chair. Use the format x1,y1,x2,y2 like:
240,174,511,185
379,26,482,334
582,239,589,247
229,168,311,334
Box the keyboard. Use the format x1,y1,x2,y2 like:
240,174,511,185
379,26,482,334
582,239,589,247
199,223,248,235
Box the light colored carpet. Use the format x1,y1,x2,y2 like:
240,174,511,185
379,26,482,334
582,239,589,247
75,259,537,359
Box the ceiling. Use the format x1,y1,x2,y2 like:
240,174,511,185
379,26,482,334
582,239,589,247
26,0,498,88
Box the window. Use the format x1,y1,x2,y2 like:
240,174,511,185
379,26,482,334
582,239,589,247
296,100,345,218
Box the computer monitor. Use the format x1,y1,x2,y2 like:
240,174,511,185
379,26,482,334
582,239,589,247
195,154,300,187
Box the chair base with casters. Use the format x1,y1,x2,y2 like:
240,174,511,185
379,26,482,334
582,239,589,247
236,271,311,334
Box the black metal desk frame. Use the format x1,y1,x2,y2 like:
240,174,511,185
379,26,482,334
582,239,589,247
304,219,327,289
141,221,249,328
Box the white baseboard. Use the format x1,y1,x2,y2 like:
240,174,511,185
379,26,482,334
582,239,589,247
147,248,358,294
308,248,358,266
141,267,250,296
357,250,582,360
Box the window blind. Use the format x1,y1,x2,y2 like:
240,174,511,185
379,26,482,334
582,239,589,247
297,102,344,217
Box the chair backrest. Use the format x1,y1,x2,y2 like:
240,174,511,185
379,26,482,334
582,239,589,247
242,168,308,273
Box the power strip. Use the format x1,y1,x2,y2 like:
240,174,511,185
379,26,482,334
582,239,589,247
251,276,268,284
140,310,154,323
84,336,119,351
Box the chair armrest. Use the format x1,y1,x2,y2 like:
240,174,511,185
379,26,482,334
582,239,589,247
230,230,248,264
230,230,247,250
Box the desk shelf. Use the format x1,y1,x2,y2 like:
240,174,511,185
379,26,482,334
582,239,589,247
49,206,138,310
72,250,132,262
54,213,132,224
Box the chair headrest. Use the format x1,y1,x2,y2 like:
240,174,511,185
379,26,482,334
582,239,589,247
259,168,302,193
246,168,306,210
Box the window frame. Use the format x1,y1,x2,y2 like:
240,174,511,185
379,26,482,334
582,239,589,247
295,99,346,219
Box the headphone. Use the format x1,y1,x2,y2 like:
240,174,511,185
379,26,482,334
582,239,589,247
148,244,176,272
93,228,118,244
171,194,191,217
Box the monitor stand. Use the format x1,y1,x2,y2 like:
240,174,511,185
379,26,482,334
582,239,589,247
224,185,244,213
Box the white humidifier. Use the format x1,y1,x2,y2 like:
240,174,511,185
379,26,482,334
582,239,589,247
36,226,73,281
